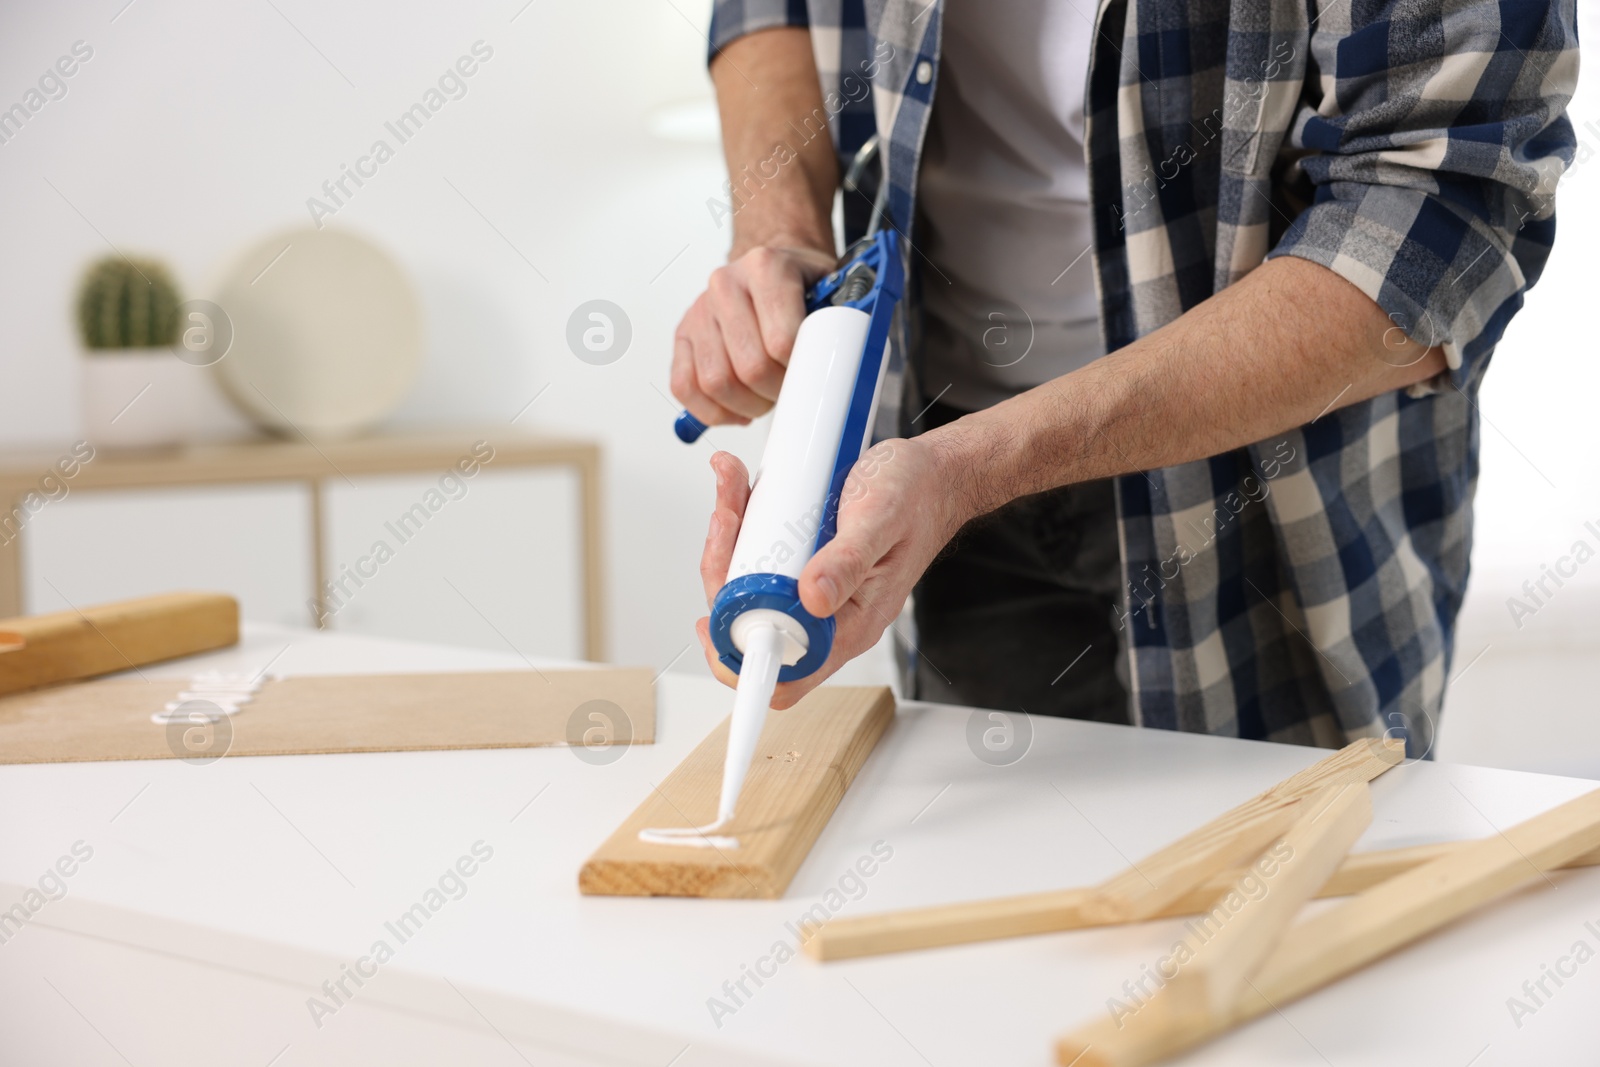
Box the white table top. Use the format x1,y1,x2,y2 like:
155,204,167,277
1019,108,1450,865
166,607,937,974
1,623,1595,1067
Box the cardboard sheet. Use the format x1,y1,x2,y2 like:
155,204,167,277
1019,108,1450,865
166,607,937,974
0,668,654,764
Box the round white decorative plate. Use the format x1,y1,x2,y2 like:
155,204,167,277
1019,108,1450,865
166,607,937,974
213,228,422,439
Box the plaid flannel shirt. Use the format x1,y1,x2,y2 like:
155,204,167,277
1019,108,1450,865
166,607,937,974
707,0,1578,753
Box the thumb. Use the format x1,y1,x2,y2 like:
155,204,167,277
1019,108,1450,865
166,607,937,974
799,505,894,618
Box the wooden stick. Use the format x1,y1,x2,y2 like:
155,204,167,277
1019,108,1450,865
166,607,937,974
0,592,238,697
803,736,1405,958
1083,804,1303,925
1080,737,1402,924
804,837,1600,961
1054,787,1600,1067
1163,783,1370,1017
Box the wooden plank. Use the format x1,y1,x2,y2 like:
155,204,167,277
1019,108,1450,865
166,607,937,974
0,592,238,697
1082,737,1403,923
803,838,1600,961
0,668,654,764
1163,783,1370,1017
1054,787,1600,1067
579,685,894,899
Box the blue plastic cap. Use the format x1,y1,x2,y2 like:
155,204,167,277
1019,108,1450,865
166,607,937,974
674,411,708,444
709,573,834,682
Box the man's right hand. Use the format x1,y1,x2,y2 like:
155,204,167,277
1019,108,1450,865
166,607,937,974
677,25,841,425
670,243,836,427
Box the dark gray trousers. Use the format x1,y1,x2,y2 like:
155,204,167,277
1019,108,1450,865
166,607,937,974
908,401,1130,724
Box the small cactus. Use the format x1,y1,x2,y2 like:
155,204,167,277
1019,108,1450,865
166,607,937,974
76,256,182,350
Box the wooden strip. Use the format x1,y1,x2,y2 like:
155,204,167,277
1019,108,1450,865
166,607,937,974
1304,839,1456,896
803,838,1600,961
1164,783,1370,1016
803,885,1105,961
1081,737,1403,923
0,499,20,622
576,445,606,663
0,592,238,697
307,477,328,629
1085,804,1302,925
579,686,894,899
0,668,654,764
1054,787,1600,1067
800,739,1401,966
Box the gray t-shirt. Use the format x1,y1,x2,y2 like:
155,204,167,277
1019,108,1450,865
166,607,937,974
917,1,1101,412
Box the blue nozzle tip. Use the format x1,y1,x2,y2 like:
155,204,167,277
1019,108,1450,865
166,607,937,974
674,411,707,444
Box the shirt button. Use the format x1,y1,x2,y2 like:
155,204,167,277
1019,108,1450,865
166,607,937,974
916,60,933,84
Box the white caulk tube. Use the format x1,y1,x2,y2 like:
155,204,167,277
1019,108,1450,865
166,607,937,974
733,308,873,580
716,303,877,678
638,308,877,850
644,228,902,850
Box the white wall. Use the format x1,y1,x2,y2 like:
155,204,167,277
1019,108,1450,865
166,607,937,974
1430,0,1600,775
1,0,1596,743
0,0,780,682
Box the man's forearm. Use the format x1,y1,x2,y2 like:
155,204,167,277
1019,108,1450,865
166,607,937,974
712,28,838,258
925,256,1450,522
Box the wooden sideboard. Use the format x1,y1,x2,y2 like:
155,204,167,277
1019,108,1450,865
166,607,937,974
0,431,604,661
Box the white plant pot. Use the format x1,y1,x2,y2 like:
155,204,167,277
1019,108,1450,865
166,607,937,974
80,349,204,450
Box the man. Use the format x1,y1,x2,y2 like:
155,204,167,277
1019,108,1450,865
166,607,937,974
671,0,1576,754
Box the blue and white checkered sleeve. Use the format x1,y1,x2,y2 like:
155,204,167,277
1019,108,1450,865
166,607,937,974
1267,0,1579,380
708,1,810,64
